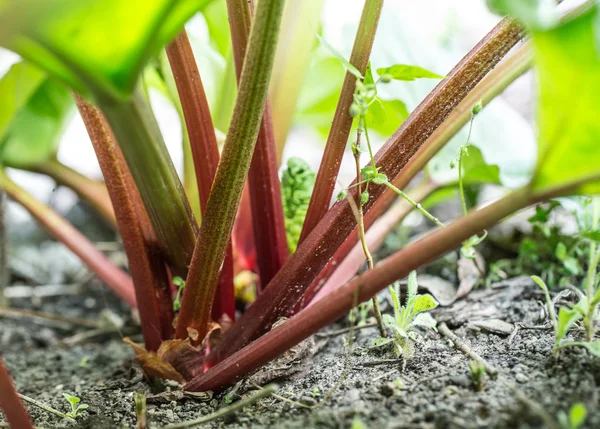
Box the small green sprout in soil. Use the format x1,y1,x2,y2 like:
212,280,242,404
469,359,486,392
62,393,88,419
372,271,438,358
557,402,587,429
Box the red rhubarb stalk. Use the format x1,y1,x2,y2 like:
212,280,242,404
166,31,235,321
301,42,533,307
187,188,533,391
227,0,289,288
76,96,173,350
299,0,384,243
0,168,137,307
206,18,524,364
0,357,33,429
175,0,286,340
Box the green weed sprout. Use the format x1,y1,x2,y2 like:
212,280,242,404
532,276,600,358
557,402,587,429
469,359,486,392
372,271,438,358
62,393,88,419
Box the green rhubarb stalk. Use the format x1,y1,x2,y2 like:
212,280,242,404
175,0,286,339
100,87,198,276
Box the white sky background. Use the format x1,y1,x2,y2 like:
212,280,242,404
0,0,543,222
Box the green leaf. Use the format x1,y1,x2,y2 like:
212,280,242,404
364,62,375,86
581,230,600,242
366,97,386,126
316,34,363,79
1,76,73,168
556,307,582,344
486,0,559,30
555,242,567,261
581,341,600,357
411,312,437,330
376,64,443,82
461,145,502,185
569,402,588,429
281,157,315,253
529,8,600,196
406,270,418,302
0,0,205,101
0,61,46,140
411,294,439,315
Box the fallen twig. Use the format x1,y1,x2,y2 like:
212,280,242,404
162,384,277,429
438,323,498,376
0,308,100,329
315,321,378,337
17,393,76,424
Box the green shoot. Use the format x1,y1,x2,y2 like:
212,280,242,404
172,276,186,312
557,402,587,429
469,359,486,392
372,271,438,358
62,393,88,419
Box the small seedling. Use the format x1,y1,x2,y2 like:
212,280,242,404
79,356,90,368
372,271,438,358
62,393,88,419
469,359,486,392
557,402,587,429
311,387,321,398
172,276,186,311
134,391,147,429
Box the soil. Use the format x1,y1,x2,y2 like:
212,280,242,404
2,206,600,428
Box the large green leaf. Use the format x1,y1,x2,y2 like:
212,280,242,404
1,76,73,168
0,61,45,139
530,7,600,196
0,0,207,101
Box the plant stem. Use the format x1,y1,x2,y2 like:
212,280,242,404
213,51,237,133
187,188,533,391
299,0,384,244
438,323,498,376
206,19,525,364
352,128,385,337
164,384,277,429
76,96,173,350
100,86,198,277
0,357,33,429
30,159,116,228
175,0,286,340
0,168,137,307
0,186,6,307
227,0,289,289
585,198,600,340
270,0,326,161
384,182,445,228
166,31,236,321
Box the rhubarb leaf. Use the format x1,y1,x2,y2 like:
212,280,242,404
527,7,600,196
0,0,206,101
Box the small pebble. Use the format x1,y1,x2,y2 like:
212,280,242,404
515,373,529,384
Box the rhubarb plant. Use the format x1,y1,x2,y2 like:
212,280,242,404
1,3,600,426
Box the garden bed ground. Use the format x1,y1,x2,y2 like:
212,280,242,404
2,271,600,429
2,203,599,428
